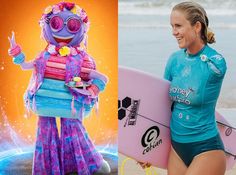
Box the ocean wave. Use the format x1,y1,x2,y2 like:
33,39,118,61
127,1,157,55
119,1,236,16
217,108,236,127
119,0,236,9
218,89,236,108
119,23,236,29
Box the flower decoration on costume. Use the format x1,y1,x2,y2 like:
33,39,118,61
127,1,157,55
46,44,83,56
44,6,53,14
59,46,71,56
71,5,82,15
40,2,90,32
47,44,57,55
52,5,60,14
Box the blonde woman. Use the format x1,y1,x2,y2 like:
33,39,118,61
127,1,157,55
140,2,227,175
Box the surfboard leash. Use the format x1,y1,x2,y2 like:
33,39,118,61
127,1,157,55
120,157,131,175
216,121,236,130
145,167,159,175
225,151,236,160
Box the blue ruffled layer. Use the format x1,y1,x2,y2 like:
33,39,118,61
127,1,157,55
29,78,94,118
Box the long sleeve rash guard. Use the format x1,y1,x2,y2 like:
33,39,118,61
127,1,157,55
164,45,227,143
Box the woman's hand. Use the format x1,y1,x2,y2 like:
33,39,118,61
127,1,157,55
137,161,152,169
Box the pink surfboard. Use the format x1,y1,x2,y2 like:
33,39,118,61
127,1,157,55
118,66,236,170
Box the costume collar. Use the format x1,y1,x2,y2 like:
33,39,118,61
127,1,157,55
46,44,84,57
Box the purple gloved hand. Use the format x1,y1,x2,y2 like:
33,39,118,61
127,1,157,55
8,31,21,57
81,67,108,83
8,31,34,69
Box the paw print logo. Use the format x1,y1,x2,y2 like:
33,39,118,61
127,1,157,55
118,97,132,120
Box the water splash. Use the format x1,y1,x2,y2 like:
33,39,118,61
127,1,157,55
0,102,29,160
0,98,34,159
97,144,118,157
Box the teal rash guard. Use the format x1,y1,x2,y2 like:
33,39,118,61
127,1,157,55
164,45,227,143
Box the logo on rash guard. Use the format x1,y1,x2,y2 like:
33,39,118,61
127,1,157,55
169,87,194,105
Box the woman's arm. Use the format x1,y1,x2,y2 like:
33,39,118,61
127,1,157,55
205,54,227,78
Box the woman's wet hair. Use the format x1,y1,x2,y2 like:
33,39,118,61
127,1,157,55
172,1,215,44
